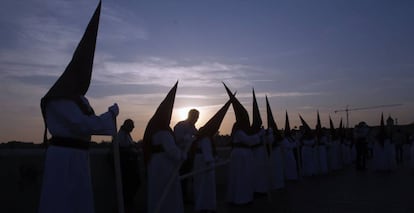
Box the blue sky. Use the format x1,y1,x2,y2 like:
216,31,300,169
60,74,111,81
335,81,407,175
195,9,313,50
1,0,413,143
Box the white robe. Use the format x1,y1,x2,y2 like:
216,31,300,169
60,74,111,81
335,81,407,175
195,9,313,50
227,130,260,204
384,140,396,170
147,131,185,213
252,139,270,193
301,139,316,177
372,142,386,171
266,133,284,189
281,138,298,180
39,99,116,213
193,137,216,212
318,144,328,175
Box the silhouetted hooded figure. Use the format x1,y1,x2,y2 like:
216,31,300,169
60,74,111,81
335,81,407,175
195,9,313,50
315,110,322,144
143,81,187,213
284,111,292,140
266,96,283,144
143,81,178,164
223,83,251,135
250,88,269,194
193,99,231,212
38,2,119,213
265,96,285,189
251,88,263,134
299,114,313,141
299,114,317,176
281,110,299,180
223,82,263,205
329,116,337,141
315,111,329,174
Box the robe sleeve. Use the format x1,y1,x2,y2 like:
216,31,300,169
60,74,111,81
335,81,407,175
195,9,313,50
46,99,116,139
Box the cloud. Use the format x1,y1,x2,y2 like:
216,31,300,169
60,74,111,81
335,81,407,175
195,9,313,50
93,57,256,88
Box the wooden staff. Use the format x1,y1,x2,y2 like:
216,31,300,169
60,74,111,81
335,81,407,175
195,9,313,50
154,135,195,213
179,159,230,180
112,117,125,213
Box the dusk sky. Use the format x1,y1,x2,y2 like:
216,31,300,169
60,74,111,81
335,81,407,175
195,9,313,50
1,0,413,143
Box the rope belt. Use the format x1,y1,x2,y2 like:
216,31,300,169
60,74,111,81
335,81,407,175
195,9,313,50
233,143,252,149
49,136,90,150
151,144,165,153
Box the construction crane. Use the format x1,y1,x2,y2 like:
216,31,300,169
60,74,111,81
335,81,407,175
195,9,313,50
334,104,403,128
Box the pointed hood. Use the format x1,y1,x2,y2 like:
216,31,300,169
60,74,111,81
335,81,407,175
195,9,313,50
43,1,101,100
316,110,322,140
251,88,262,134
223,82,251,133
329,116,337,140
299,114,311,132
143,81,178,164
197,99,231,139
299,114,313,139
40,1,101,143
266,96,282,141
284,111,292,138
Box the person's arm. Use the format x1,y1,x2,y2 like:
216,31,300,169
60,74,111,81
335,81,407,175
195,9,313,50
46,99,117,137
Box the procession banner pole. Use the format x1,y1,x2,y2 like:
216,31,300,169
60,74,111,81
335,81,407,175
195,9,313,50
179,159,230,180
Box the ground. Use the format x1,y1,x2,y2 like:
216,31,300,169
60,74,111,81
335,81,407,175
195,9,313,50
132,163,414,213
1,149,413,212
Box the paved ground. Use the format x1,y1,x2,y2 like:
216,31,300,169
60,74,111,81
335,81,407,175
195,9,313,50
130,162,414,213
2,149,413,213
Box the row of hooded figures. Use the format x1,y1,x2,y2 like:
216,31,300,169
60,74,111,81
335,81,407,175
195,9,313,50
37,2,414,213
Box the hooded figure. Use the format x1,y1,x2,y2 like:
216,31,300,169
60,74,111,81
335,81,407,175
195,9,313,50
266,96,282,143
299,114,313,140
299,114,317,176
329,116,337,141
223,82,263,205
251,88,263,134
284,111,292,139
328,116,339,171
38,2,119,213
249,88,269,194
281,111,299,180
193,99,231,212
223,83,251,134
265,96,285,189
143,81,186,213
315,111,328,174
315,111,322,144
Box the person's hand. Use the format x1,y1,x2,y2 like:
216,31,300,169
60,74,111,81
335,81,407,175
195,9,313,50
108,103,119,117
